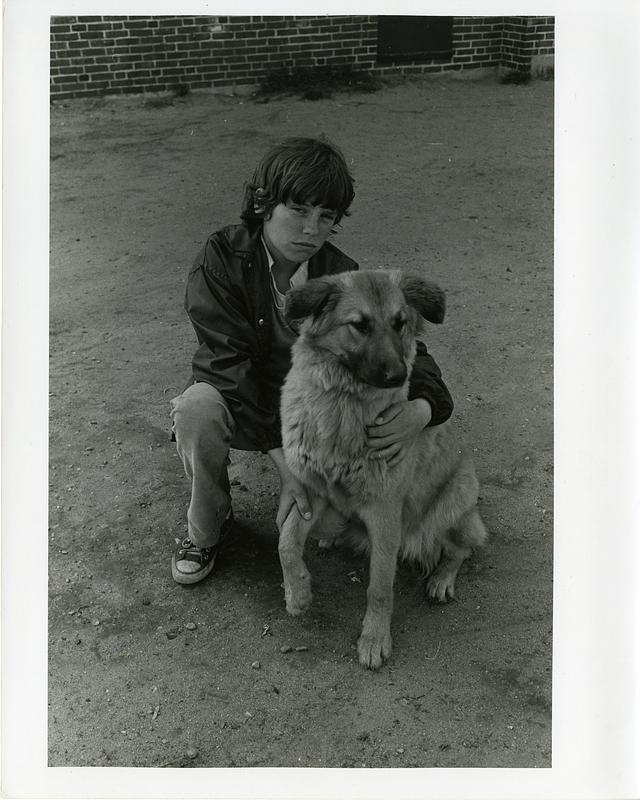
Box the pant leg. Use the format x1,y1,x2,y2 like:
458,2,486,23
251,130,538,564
170,382,236,548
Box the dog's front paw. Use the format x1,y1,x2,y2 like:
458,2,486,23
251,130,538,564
357,632,392,670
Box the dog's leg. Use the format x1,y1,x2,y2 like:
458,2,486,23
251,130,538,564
425,543,470,603
356,504,402,670
425,507,486,603
278,495,327,616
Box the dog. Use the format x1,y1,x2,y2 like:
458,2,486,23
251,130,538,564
278,270,487,670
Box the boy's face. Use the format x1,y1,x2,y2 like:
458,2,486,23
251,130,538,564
262,201,337,266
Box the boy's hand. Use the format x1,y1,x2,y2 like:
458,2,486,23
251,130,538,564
276,473,313,531
366,398,432,467
268,447,313,530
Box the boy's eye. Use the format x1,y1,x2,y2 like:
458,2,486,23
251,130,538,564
392,316,406,332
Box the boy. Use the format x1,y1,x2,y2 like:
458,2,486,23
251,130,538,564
170,137,453,584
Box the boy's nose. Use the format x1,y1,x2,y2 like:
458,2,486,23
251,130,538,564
302,213,320,235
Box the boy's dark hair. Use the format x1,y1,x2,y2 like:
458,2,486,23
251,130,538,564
240,136,355,227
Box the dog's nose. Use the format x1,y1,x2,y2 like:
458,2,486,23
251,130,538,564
380,363,407,387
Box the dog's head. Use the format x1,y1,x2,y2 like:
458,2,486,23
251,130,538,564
285,270,445,389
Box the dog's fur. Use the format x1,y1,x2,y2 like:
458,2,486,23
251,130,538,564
278,270,487,669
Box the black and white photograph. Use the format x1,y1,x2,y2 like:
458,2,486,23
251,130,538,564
2,1,638,798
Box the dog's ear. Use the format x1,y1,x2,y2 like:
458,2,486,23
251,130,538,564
284,277,341,325
398,275,445,324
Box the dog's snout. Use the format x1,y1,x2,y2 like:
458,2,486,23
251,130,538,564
379,362,407,387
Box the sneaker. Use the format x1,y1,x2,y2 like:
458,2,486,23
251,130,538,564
171,513,233,585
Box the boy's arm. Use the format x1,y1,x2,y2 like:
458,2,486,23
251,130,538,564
185,245,281,450
408,341,454,426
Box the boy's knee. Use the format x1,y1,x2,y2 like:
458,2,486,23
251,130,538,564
170,382,235,442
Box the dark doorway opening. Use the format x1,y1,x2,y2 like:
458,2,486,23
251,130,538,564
377,16,454,64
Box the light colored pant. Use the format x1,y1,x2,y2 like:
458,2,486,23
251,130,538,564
170,382,236,548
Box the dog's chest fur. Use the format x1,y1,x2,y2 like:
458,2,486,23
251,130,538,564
281,348,408,507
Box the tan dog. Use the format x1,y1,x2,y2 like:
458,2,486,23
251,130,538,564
279,270,487,669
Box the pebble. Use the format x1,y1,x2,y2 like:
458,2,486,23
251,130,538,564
185,622,197,630
279,645,293,653
251,661,261,670
142,598,151,606
92,620,100,627
294,646,308,652
186,748,198,759
165,629,179,640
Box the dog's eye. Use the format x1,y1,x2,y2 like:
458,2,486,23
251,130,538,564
348,319,370,334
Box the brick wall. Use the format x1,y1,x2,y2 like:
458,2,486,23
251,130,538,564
501,16,555,72
50,15,554,100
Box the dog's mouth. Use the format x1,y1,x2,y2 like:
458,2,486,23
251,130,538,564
375,375,407,389
356,367,408,389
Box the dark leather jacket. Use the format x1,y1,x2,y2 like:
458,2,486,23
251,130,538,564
186,222,453,451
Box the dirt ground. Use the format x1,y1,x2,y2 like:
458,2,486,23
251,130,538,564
48,73,554,769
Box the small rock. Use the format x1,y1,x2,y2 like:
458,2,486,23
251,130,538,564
92,620,100,627
279,645,293,654
186,748,198,759
251,661,261,670
61,550,68,555
294,646,308,652
185,622,197,630
142,598,151,606
165,629,179,640
356,732,370,742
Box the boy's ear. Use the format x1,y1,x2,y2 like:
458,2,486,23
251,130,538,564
284,277,341,325
398,274,445,324
253,187,269,216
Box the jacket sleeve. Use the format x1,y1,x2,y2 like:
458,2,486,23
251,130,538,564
186,239,280,449
408,341,454,426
